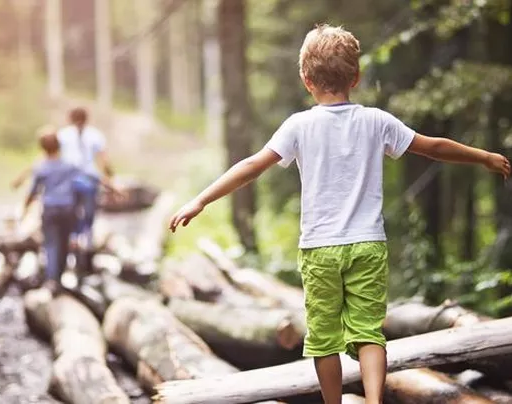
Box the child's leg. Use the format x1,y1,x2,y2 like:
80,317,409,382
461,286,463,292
314,354,342,404
342,242,389,404
358,343,386,404
42,210,60,284
56,208,76,282
298,247,345,404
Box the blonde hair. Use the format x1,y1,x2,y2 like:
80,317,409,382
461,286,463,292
299,24,361,94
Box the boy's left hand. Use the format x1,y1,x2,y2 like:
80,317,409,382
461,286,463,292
169,199,204,232
485,152,511,179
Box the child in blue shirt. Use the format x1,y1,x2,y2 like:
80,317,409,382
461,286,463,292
23,126,117,294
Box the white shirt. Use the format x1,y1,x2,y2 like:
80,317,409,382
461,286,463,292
57,125,106,178
265,103,415,249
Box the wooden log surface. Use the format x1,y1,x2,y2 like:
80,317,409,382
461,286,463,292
197,238,304,310
14,251,43,291
384,299,489,340
0,252,12,297
24,289,129,404
384,368,493,404
169,299,303,369
103,297,238,392
160,255,274,308
154,316,512,404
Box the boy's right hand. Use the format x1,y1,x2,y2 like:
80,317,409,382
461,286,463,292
169,199,204,233
484,152,511,179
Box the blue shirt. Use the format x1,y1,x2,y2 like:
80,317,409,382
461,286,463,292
29,159,82,207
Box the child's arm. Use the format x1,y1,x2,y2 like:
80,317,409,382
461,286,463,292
407,134,511,178
11,166,34,190
22,176,41,219
169,148,282,232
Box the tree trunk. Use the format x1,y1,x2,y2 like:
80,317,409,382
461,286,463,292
154,316,512,404
384,369,492,404
103,297,238,392
94,0,113,110
45,0,64,99
134,0,156,117
168,0,202,116
218,0,257,253
462,166,476,261
24,289,129,404
169,299,303,369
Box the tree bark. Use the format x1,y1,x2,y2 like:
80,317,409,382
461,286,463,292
103,297,238,392
383,300,488,340
45,0,64,99
134,0,156,117
94,0,113,110
154,316,512,404
169,299,303,369
160,254,272,307
24,289,129,404
218,0,257,253
384,369,492,404
197,238,304,309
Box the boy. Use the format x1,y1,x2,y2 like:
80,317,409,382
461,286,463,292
168,25,510,404
13,108,114,274
23,126,118,294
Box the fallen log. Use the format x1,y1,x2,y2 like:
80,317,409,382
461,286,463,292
97,177,160,213
383,368,493,404
383,299,488,340
24,289,130,404
160,255,273,307
154,316,512,404
198,238,304,310
0,252,12,297
169,299,303,369
103,297,238,392
14,250,43,291
158,262,195,300
0,203,41,255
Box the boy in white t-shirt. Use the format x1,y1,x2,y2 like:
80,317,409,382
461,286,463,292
169,25,510,403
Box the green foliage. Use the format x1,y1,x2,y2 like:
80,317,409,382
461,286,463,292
388,62,512,124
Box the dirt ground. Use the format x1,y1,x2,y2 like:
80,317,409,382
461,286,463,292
0,285,151,404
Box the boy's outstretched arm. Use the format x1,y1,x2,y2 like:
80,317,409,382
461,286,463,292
408,134,511,178
169,148,282,232
11,166,33,190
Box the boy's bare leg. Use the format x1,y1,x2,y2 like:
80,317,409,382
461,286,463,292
358,344,386,404
314,354,342,404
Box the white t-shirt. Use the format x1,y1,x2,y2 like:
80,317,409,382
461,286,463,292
57,125,106,178
265,103,415,249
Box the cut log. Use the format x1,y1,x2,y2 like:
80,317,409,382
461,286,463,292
169,299,303,369
14,251,44,291
103,297,238,392
24,289,129,403
0,252,13,297
197,238,304,310
158,261,195,300
160,255,273,307
383,368,493,404
383,299,489,340
154,316,512,404
97,177,160,213
130,191,173,263
474,386,512,403
0,203,41,255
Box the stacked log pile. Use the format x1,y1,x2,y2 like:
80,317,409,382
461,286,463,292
3,187,512,403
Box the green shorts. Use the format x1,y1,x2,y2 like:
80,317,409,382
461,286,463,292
298,242,388,360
